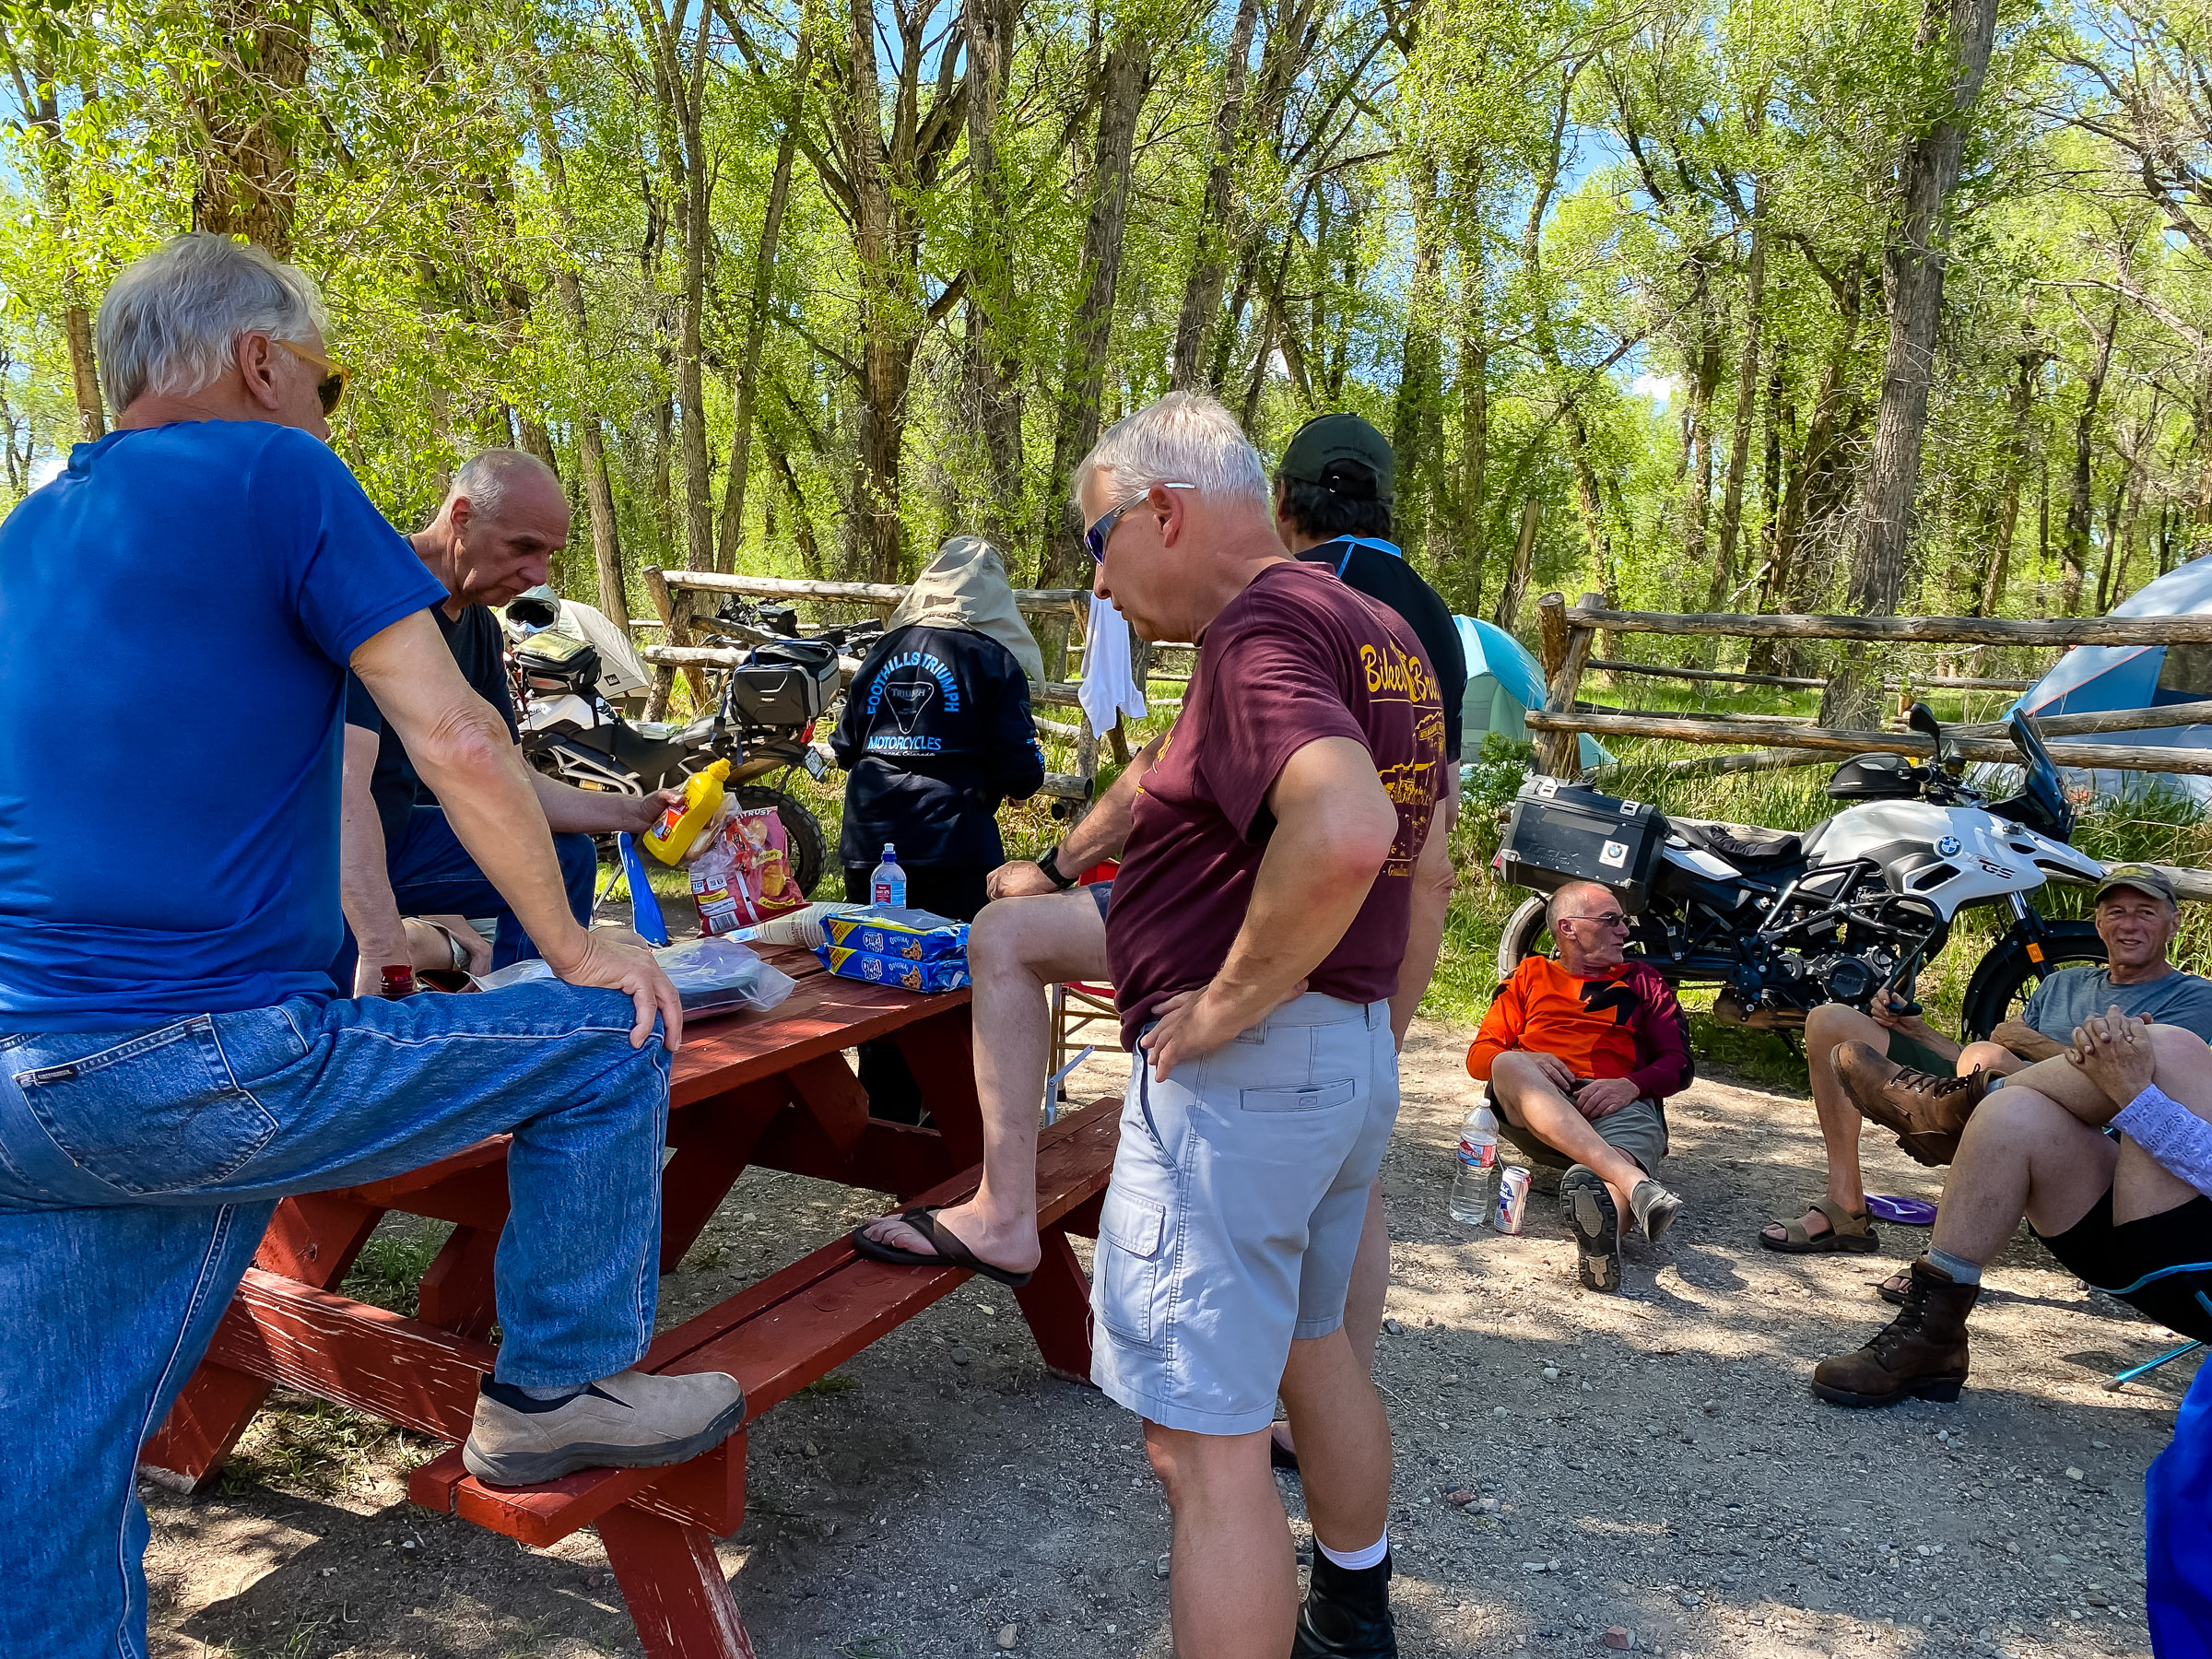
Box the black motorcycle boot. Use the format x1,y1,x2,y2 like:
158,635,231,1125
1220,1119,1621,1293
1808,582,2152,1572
1292,1547,1397,1659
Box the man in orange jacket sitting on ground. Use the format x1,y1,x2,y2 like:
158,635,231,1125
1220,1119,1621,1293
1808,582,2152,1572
1468,879,1692,1291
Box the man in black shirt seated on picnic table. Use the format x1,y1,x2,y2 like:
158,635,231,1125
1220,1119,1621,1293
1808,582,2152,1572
336,451,678,995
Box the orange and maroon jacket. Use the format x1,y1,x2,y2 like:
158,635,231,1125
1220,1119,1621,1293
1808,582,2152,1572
1465,956,1694,1104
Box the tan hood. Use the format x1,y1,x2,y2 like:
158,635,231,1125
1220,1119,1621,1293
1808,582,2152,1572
886,535,1044,687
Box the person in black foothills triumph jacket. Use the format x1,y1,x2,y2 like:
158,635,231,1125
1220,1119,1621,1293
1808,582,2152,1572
831,534,1046,1118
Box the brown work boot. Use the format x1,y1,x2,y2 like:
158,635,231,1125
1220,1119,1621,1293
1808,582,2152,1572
1830,1040,1988,1167
1810,1257,1982,1408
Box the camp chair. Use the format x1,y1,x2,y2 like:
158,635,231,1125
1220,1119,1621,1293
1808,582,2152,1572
1048,862,1122,1112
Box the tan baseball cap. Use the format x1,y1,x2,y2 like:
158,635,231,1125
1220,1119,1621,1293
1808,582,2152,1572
2095,863,2179,907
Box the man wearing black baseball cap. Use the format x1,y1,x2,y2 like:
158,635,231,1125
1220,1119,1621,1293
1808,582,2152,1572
1268,413,1467,1479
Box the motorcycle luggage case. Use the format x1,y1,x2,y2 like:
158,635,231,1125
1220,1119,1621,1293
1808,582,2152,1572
727,640,840,727
516,631,601,696
1496,777,1665,911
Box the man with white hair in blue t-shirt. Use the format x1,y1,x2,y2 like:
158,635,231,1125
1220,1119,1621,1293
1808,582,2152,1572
0,233,737,1659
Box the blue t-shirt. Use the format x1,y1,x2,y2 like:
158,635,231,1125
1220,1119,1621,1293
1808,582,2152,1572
0,421,445,1031
2021,965,2212,1044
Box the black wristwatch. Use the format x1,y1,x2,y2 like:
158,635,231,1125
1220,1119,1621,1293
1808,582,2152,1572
1036,845,1079,890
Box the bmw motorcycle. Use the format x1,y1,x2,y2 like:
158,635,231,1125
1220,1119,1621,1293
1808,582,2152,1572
1495,704,2112,1041
504,594,876,900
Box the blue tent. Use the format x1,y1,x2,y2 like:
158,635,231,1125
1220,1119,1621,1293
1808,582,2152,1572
1454,616,1611,770
2012,553,2212,802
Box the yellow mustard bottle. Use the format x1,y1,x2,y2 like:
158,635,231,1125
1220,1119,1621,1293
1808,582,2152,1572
643,758,730,865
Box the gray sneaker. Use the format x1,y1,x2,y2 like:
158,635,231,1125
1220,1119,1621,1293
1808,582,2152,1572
462,1369,745,1488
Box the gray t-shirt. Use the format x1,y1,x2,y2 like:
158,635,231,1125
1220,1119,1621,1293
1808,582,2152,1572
2021,966,2212,1044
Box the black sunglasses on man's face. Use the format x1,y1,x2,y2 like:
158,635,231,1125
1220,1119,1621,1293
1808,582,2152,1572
1084,482,1194,565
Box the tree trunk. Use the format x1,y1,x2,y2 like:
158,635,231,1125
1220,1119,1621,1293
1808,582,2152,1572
1679,272,1720,576
1976,347,2043,616
2061,309,2119,614
1390,159,1445,558
1492,498,1541,633
1748,261,1866,674
1824,0,2001,725
963,0,1025,533
846,0,912,582
193,0,311,256
1168,0,1261,390
1708,175,1768,611
15,55,106,436
1042,37,1151,584
716,30,811,574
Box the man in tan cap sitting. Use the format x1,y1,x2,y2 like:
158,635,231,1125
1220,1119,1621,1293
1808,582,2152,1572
1760,863,2212,1271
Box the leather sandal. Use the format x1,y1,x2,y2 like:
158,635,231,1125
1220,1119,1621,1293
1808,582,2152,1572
1759,1196,1881,1255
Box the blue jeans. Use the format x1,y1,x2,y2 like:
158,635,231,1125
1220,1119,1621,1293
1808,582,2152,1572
0,980,669,1659
328,806,599,987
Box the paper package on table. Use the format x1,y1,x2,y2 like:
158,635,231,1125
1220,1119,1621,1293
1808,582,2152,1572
818,905,970,961
815,945,971,994
479,937,796,1018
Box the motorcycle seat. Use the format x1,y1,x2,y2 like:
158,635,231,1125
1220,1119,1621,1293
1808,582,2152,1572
1669,818,1803,869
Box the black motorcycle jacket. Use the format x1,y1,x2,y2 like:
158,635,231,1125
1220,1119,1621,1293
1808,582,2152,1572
831,623,1046,869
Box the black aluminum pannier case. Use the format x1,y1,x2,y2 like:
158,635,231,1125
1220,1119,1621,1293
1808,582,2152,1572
1495,776,1665,911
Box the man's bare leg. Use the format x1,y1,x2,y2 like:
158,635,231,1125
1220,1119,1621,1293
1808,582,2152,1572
1143,1424,1297,1659
857,888,1107,1275
1279,1325,1393,1553
1767,1002,1888,1244
1958,1041,2029,1078
1924,1088,2120,1265
1489,1052,1649,1218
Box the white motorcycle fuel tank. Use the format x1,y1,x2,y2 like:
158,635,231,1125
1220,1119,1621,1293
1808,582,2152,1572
1810,800,2104,920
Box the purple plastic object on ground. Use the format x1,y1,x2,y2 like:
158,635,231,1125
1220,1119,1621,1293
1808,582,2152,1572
1865,1194,1937,1227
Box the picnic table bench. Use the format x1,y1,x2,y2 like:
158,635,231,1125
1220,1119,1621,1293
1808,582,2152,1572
139,946,1122,1658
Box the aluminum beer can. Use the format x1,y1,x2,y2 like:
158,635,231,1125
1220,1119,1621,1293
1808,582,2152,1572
1493,1165,1533,1234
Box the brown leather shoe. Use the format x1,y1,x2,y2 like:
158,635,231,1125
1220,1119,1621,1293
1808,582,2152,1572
1811,1257,1982,1407
1830,1040,1988,1166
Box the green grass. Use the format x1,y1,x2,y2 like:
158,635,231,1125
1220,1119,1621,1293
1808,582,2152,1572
342,1216,453,1317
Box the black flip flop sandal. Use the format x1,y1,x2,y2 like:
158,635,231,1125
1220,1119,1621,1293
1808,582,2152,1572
850,1206,1035,1288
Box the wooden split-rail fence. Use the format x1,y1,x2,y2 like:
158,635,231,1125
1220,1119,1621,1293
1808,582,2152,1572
634,567,1187,806
1527,591,2212,901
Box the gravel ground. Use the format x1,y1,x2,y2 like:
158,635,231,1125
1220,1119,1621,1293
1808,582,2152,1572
144,1014,2197,1658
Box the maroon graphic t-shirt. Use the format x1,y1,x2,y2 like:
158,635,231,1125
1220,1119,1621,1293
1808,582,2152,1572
1105,559,1447,1044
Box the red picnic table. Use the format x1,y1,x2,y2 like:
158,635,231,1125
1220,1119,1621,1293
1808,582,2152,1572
139,946,1121,1658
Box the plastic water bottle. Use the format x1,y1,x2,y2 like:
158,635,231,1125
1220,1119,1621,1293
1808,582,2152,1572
871,842,907,907
1451,1103,1500,1227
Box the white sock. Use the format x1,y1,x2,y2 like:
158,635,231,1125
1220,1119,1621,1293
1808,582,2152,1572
1315,1530,1388,1571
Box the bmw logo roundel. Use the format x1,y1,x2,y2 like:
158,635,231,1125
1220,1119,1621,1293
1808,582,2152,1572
1936,835,1962,857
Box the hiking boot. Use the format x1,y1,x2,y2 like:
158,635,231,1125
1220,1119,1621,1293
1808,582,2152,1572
1293,1548,1397,1658
1810,1257,1982,1408
1831,1041,1988,1167
1560,1167,1622,1292
461,1369,746,1488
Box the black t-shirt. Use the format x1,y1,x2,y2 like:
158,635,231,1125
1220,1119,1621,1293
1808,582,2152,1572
1296,537,1468,761
344,601,519,851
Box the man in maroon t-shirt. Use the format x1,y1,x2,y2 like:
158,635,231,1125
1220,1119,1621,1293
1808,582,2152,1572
1079,392,1442,1659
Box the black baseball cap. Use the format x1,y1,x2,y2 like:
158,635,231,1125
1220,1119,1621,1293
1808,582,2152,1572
2095,863,2180,907
1278,413,1394,504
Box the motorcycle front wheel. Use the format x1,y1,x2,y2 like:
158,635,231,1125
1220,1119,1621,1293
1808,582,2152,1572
1498,895,1553,980
736,785,830,900
1958,919,2106,1042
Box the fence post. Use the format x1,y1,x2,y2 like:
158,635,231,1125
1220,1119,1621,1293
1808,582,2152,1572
1536,591,1601,779
640,567,709,719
